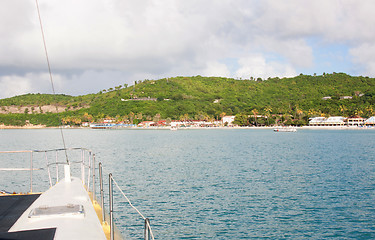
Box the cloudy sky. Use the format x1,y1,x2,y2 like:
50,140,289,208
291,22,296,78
0,0,374,99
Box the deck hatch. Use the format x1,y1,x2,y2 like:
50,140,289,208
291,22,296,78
28,204,84,218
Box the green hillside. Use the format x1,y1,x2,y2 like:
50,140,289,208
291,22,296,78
0,73,374,126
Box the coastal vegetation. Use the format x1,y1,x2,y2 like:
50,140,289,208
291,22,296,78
0,73,374,127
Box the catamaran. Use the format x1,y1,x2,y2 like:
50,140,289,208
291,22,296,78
0,1,154,239
0,148,154,240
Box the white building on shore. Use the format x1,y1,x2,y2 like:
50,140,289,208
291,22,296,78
309,116,346,126
365,116,375,126
222,116,235,126
346,117,366,126
325,116,346,126
309,116,375,127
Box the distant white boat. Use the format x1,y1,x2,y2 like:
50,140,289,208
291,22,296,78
90,123,116,129
274,127,297,132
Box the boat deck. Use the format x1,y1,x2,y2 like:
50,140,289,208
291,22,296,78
0,227,56,240
0,194,40,232
0,194,56,240
0,147,150,239
8,177,107,240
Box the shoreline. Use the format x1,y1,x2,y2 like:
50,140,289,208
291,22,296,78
0,124,48,129
1,124,374,130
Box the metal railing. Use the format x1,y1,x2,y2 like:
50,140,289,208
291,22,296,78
0,148,155,240
106,171,155,240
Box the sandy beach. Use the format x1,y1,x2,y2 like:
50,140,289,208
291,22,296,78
1,124,374,130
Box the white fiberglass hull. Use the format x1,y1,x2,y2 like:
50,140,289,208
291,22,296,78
9,177,106,240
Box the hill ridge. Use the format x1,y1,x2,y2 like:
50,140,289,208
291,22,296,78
0,73,374,126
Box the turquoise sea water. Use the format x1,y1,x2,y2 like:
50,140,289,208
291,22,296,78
1,128,375,239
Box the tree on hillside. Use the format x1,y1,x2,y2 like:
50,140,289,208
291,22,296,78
296,106,304,120
233,113,248,126
264,107,272,125
219,112,226,120
166,117,172,125
153,113,161,122
129,112,135,124
252,109,259,126
136,112,143,121
365,106,374,117
340,105,348,117
82,112,93,122
122,114,129,123
179,113,189,121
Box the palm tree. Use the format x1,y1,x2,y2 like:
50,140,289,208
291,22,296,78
218,112,226,126
252,109,259,126
82,112,93,122
122,114,129,124
129,112,135,124
340,105,347,116
115,115,121,123
136,112,143,121
220,112,226,119
179,113,189,121
296,108,304,120
366,106,374,116
61,117,70,125
354,109,363,117
166,118,172,125
264,107,272,126
153,113,161,122
283,113,292,125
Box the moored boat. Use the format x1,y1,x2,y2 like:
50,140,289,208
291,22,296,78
273,127,297,132
90,123,116,129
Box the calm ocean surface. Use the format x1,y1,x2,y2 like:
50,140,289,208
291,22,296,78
1,128,375,239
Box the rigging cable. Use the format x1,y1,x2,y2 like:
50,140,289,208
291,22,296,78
35,0,69,164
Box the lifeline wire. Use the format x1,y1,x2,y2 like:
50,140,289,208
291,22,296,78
35,0,69,164
111,176,155,240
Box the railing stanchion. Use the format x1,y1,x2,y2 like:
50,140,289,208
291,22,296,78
87,151,91,190
144,218,151,240
81,150,85,185
30,152,33,193
99,162,105,222
92,153,96,200
46,152,52,187
109,173,114,240
55,151,59,182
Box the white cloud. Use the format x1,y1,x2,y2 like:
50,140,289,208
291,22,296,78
349,43,375,76
1,0,375,99
249,0,375,71
0,72,61,98
235,55,297,80
253,38,314,68
0,75,33,99
202,62,231,78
